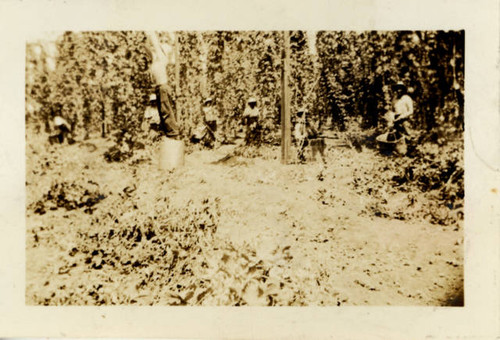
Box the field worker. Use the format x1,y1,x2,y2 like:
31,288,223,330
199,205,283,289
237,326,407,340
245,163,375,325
52,115,72,144
293,108,319,163
145,31,179,139
202,98,219,145
191,98,220,148
242,97,262,145
389,81,414,138
144,94,160,122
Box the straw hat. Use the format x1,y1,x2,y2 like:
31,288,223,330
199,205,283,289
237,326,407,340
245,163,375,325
393,81,407,91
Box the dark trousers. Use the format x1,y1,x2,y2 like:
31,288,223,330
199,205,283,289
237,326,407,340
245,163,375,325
57,125,70,143
244,116,260,145
394,119,412,138
297,138,309,163
155,84,179,138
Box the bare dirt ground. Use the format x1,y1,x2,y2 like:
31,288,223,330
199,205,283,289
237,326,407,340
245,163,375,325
25,131,463,306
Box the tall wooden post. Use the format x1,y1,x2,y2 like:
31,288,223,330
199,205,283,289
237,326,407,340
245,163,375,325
174,31,180,122
281,31,292,164
197,32,208,98
100,85,106,138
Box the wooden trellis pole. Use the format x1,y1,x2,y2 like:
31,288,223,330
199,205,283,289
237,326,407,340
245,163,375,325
99,84,106,138
281,30,291,164
174,32,180,122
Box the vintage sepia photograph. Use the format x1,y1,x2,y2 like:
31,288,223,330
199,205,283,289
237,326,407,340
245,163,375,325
24,30,465,307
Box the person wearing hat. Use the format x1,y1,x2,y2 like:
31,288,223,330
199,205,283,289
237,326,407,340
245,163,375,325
142,93,161,132
202,98,218,133
390,81,414,138
144,93,160,121
242,97,262,145
51,114,73,144
202,98,220,148
293,108,319,163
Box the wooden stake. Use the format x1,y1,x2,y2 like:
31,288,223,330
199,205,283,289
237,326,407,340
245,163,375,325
281,31,291,164
197,32,208,98
174,31,180,122
99,85,106,138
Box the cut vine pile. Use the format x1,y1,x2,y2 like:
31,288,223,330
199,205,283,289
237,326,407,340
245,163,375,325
351,141,464,226
30,181,106,215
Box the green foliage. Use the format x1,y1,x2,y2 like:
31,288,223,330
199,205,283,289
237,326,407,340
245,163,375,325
54,32,151,140
316,31,464,130
176,31,283,143
27,31,151,150
25,43,53,132
25,30,464,151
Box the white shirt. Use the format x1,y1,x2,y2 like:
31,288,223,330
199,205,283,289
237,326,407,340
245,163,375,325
150,56,168,85
294,119,307,140
147,32,169,85
394,94,413,121
243,106,260,118
203,107,218,122
54,116,71,130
